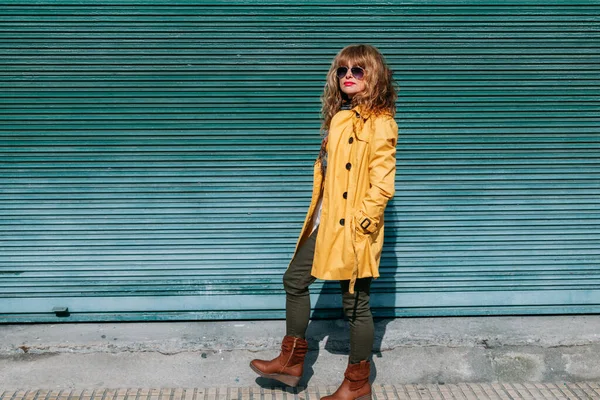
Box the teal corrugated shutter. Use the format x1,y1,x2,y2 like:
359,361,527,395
1,1,599,322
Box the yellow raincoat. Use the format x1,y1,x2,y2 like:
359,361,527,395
289,104,399,293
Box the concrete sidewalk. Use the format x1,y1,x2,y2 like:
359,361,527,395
3,384,600,400
1,316,600,397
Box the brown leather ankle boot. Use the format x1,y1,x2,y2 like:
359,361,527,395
249,335,308,387
321,360,371,400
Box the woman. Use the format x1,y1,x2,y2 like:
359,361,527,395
250,44,398,400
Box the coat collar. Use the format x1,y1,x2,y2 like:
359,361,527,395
351,104,395,122
351,104,370,121
352,104,390,122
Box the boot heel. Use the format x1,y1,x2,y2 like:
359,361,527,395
249,362,302,387
275,373,301,387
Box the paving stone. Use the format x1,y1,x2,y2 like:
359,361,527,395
2,384,600,400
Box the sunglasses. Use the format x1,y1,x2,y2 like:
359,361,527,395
336,66,365,80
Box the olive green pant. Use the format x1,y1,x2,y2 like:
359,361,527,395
283,226,374,364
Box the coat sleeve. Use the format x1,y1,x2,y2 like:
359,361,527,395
354,115,398,234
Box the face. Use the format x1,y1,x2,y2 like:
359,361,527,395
337,64,366,99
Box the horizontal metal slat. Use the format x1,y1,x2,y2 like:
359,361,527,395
1,1,599,321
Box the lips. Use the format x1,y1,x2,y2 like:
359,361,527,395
344,82,355,86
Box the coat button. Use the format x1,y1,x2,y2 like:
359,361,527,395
348,137,354,144
339,218,345,226
343,192,347,199
346,162,352,170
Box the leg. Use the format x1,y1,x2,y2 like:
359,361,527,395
249,227,318,386
283,227,318,339
340,278,374,363
320,278,373,400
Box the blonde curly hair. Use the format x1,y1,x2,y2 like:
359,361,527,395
320,44,398,134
